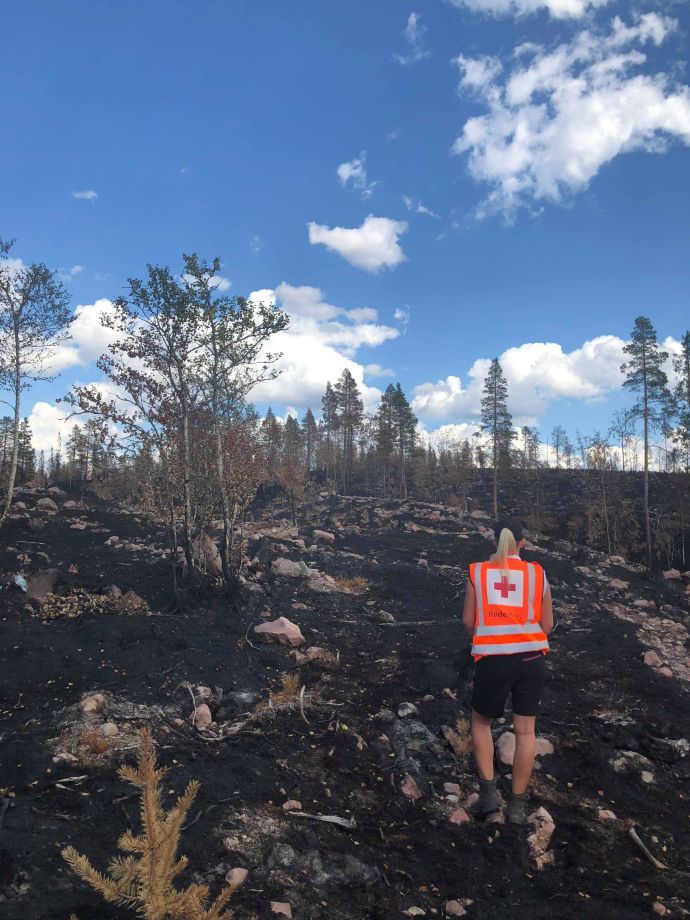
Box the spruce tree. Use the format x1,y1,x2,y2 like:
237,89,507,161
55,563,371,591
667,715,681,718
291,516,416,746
17,418,35,479
375,385,396,496
621,315,671,569
283,415,304,467
302,408,318,472
480,358,514,517
321,382,339,478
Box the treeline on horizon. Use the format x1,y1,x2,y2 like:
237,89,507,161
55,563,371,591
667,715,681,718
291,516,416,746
1,240,689,593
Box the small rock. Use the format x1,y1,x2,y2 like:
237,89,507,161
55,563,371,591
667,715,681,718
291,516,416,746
398,702,419,718
662,569,681,580
225,867,248,888
282,799,302,812
641,770,655,784
644,650,663,668
195,686,213,701
47,486,66,497
404,909,426,917
608,578,629,591
401,775,423,801
254,617,305,648
80,694,105,714
223,836,241,852
52,751,79,766
652,903,668,916
444,783,461,796
193,703,213,730
107,584,122,597
70,522,87,530
101,722,119,737
444,901,468,917
270,903,292,918
449,808,470,824
597,809,617,821
657,667,673,678
374,708,396,724
527,806,555,865
378,610,396,623
68,564,79,574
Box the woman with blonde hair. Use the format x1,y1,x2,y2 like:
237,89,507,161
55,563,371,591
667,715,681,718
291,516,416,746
462,517,553,824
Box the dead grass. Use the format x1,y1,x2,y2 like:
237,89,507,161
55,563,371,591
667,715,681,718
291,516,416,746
34,589,148,620
443,717,472,760
332,575,368,593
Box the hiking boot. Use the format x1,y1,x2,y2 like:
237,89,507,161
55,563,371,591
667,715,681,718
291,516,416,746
507,791,529,825
476,778,500,816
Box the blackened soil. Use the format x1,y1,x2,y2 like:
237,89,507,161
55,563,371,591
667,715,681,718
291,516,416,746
1,491,689,920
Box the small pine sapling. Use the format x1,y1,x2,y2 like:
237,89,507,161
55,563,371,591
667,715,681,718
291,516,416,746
62,729,239,919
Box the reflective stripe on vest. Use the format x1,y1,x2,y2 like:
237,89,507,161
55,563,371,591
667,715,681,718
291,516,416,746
470,558,549,657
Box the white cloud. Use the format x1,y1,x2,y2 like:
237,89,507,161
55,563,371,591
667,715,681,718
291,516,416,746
247,283,403,412
71,190,98,201
445,0,610,19
28,401,80,452
58,264,85,283
395,11,432,65
308,214,408,272
452,14,690,219
249,234,264,253
46,299,121,373
393,307,411,333
412,334,630,426
402,195,441,219
364,363,395,379
337,151,380,199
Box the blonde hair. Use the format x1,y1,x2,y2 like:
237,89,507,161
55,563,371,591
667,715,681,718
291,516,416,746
492,527,518,576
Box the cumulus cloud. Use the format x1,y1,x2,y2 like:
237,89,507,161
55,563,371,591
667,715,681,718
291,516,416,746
46,299,121,373
71,190,98,201
412,334,631,426
247,283,402,412
395,11,432,65
337,152,380,199
28,401,80,452
308,214,408,272
452,14,690,219
445,0,610,19
403,196,441,219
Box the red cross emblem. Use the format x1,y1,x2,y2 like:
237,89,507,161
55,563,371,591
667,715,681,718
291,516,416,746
493,575,517,599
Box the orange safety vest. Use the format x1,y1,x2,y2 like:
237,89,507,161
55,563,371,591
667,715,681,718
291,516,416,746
469,557,549,658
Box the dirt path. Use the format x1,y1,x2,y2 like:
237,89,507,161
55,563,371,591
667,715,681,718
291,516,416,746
1,489,689,919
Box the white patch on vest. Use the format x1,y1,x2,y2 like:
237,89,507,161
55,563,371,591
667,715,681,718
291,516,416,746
486,569,524,607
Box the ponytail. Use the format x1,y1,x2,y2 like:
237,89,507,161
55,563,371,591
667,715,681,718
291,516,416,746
492,527,518,576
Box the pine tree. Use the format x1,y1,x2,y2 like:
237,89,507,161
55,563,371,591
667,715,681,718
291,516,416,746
673,331,690,471
391,383,417,499
621,316,671,570
17,418,35,479
260,408,283,481
283,415,304,467
302,409,318,472
375,385,396,496
480,358,514,517
550,425,566,469
320,382,339,478
333,369,363,494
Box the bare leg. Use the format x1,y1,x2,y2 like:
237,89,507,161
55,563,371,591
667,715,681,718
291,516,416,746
471,710,495,781
512,714,536,795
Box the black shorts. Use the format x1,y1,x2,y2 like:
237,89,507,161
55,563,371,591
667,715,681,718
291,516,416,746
471,652,547,719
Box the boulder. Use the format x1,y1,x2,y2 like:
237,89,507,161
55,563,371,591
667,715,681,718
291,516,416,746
81,694,105,714
281,799,302,812
527,806,555,866
644,650,662,668
254,617,305,648
35,497,58,513
47,486,66,497
663,569,681,580
12,501,27,510
192,534,223,577
193,703,213,730
26,569,59,601
313,529,335,543
271,558,310,578
398,702,419,718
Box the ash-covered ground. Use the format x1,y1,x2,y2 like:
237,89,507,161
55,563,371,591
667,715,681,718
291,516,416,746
1,486,689,920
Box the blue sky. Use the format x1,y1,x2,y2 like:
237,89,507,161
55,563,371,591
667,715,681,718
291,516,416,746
1,0,689,452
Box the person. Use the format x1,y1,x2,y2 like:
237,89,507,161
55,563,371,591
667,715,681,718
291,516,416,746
461,517,553,824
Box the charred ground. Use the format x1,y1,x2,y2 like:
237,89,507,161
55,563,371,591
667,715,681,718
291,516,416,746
1,487,689,920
